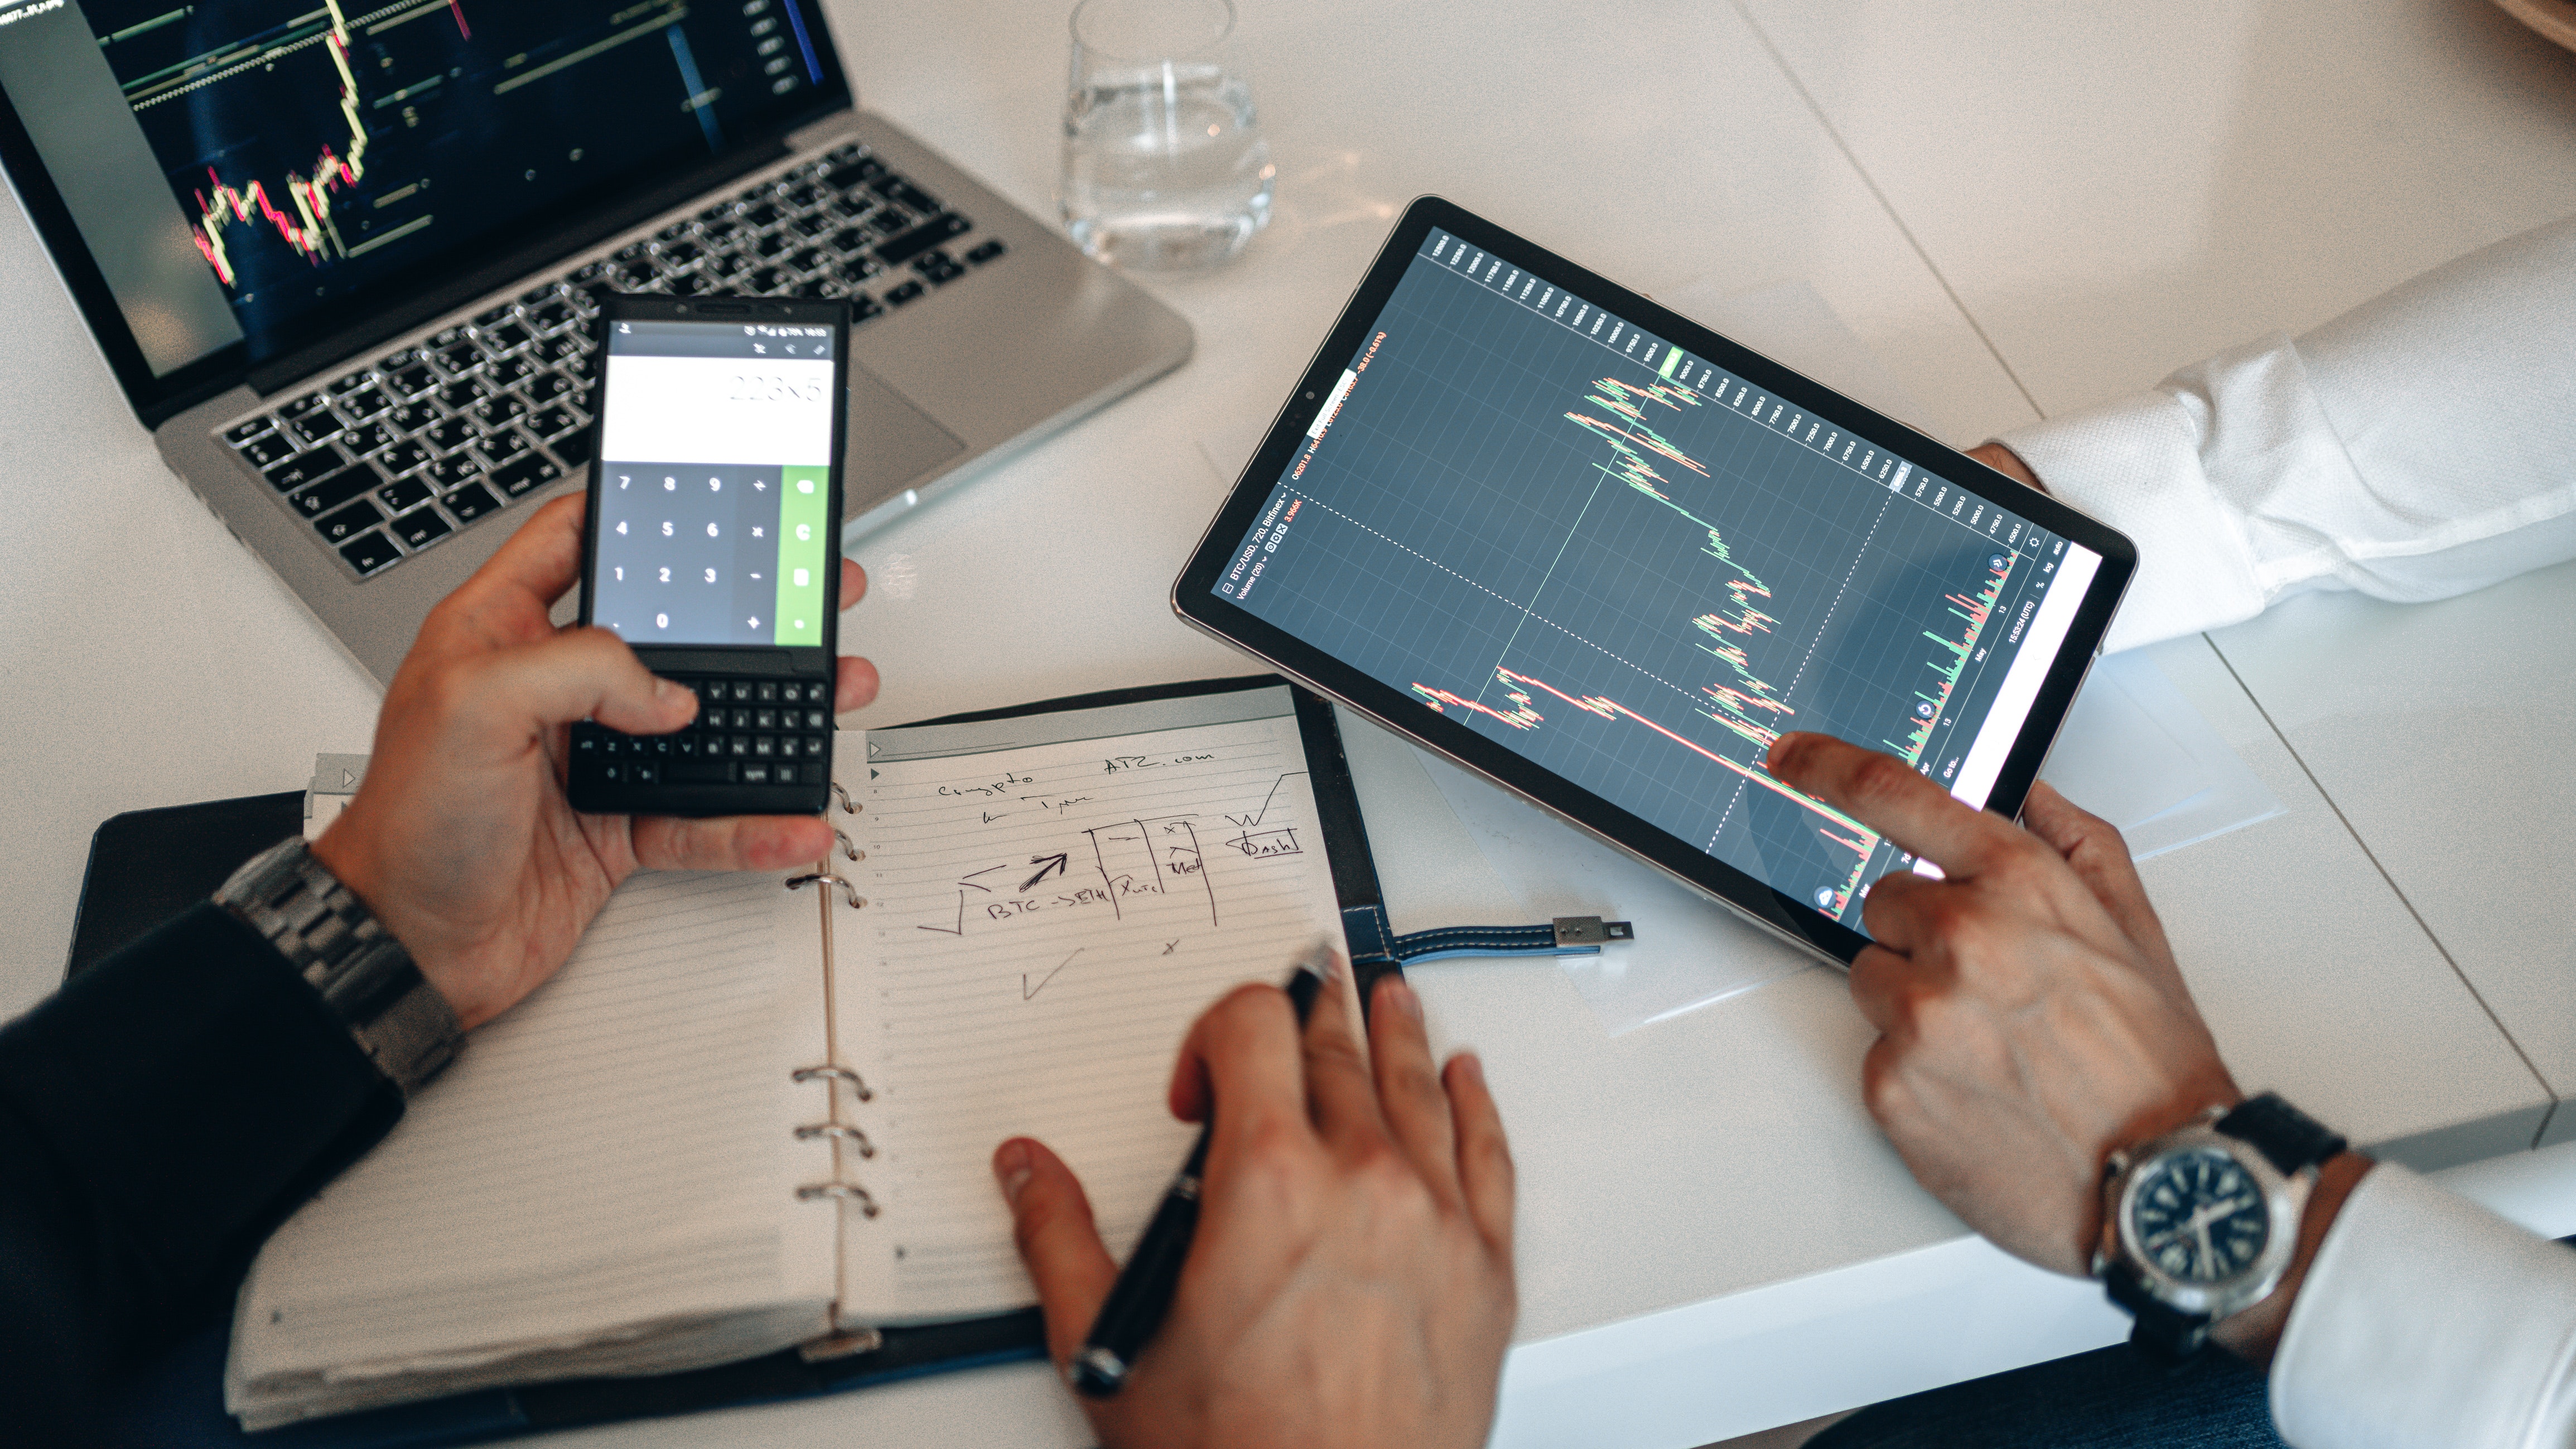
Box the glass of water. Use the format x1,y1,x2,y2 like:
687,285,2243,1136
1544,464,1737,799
1060,0,1274,270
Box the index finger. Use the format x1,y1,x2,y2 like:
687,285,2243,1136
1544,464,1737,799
1766,732,2024,881
1167,983,1316,1162
2020,781,2187,999
1368,978,1460,1203
461,492,588,613
631,812,836,874
1297,952,1391,1159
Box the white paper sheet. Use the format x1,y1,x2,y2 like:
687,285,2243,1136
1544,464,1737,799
842,689,1347,1320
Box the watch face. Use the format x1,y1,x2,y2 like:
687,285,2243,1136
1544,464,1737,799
2130,1147,2270,1283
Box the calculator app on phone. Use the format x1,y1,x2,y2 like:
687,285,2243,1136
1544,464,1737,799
588,318,837,647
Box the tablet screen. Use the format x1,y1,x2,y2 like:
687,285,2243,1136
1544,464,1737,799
1209,227,2103,926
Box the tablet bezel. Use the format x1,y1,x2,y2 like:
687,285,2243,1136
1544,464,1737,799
1172,197,2136,965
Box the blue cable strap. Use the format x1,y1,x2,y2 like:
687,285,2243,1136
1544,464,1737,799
1341,905,1634,967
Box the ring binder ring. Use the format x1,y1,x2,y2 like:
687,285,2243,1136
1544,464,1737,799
785,872,865,910
834,828,864,862
796,1122,876,1157
797,1181,880,1218
793,1063,874,1102
832,783,862,815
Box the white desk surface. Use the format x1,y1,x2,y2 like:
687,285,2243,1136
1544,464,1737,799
2210,562,2576,1138
3,2,2573,1446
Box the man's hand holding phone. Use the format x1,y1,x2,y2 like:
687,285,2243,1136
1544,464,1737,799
311,493,877,1029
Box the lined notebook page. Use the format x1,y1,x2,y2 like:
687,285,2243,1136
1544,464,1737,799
833,687,1345,1321
228,868,837,1413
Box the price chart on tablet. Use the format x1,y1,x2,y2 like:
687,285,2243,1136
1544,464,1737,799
1213,229,2102,923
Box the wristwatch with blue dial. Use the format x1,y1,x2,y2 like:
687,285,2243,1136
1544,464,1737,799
2093,1093,2347,1360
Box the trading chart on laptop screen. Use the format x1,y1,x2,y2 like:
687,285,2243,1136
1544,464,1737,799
46,1,837,350
1213,229,2103,926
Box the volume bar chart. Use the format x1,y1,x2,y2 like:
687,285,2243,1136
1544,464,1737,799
1885,552,2014,766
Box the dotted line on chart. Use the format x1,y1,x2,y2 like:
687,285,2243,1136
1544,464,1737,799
1707,495,1889,854
1287,490,1708,711
1704,771,1751,853
1780,496,1890,707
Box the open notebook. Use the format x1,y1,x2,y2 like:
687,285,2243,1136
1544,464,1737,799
225,680,1375,1432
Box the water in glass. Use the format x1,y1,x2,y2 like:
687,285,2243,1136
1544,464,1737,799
1061,0,1273,270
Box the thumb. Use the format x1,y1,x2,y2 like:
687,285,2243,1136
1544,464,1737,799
477,626,698,736
995,1137,1117,1370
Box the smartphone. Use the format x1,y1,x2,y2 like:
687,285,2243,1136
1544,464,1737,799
567,293,849,818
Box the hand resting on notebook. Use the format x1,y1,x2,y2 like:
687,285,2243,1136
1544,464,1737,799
310,493,880,1029
995,967,1517,1449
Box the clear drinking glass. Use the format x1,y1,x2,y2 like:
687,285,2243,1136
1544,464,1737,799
1060,0,1274,270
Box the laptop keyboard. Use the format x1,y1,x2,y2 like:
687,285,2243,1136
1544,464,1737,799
570,677,837,788
217,143,1009,582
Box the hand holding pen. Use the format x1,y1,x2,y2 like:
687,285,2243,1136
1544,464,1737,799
1068,948,1334,1402
990,945,1518,1449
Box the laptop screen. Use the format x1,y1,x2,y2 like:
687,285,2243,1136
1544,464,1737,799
0,0,844,397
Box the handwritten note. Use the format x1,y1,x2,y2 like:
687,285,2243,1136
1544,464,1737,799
829,687,1344,1320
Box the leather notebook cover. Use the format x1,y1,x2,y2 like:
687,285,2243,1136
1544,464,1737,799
65,792,304,982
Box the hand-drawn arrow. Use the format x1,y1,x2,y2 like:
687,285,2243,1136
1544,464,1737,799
1018,853,1070,892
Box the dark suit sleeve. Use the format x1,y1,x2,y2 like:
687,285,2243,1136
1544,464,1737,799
0,903,404,1442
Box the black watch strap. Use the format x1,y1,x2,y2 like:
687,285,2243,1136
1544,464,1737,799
2104,1260,2212,1362
2216,1092,2347,1176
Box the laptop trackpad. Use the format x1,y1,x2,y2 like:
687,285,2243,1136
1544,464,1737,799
843,363,966,513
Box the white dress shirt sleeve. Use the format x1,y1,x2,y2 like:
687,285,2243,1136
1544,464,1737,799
1996,215,2576,654
1993,219,2576,1443
2270,1163,2576,1449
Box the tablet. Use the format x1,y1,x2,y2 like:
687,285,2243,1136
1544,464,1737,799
1173,199,2135,965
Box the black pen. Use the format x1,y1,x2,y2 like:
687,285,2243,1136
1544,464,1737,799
1070,939,1336,1398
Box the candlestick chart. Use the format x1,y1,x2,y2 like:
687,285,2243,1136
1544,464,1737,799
1409,369,1899,916
1885,554,2015,765
85,0,819,342
102,0,476,292
182,0,382,286
1219,234,2072,924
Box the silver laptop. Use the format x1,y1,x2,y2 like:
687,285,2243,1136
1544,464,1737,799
0,1,1190,684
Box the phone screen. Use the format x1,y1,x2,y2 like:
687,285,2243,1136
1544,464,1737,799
590,318,838,647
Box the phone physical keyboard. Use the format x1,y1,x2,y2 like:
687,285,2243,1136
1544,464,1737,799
568,677,836,792
218,142,1008,583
